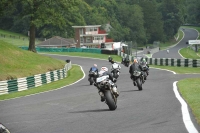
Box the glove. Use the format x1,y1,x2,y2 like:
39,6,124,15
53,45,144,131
113,78,117,83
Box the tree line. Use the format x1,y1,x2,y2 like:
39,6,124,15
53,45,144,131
0,0,200,52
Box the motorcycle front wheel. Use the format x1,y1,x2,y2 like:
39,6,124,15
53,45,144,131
89,77,94,85
104,90,117,110
136,78,142,91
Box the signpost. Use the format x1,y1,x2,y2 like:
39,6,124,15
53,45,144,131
188,40,200,45
188,40,200,52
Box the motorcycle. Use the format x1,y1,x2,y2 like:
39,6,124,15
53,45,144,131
140,64,149,80
124,59,130,67
0,123,10,133
111,69,120,79
108,57,113,63
96,75,117,110
132,70,144,91
88,71,98,85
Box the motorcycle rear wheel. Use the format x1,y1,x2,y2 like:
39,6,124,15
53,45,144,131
104,91,117,110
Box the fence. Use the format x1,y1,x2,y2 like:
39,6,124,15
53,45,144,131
118,52,200,67
0,62,71,95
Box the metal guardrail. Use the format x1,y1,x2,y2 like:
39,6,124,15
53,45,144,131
118,51,200,67
0,62,71,95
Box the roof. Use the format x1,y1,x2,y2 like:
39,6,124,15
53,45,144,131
36,36,76,47
72,25,101,28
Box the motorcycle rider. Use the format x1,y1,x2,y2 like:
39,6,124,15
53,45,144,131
108,55,113,62
110,61,121,77
124,55,130,66
95,66,119,102
129,59,144,86
121,55,126,64
140,57,149,75
88,64,99,83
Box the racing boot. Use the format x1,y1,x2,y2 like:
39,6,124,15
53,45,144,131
133,81,136,86
112,86,119,97
99,91,105,102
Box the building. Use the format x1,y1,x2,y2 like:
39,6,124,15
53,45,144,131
36,36,76,48
72,25,113,49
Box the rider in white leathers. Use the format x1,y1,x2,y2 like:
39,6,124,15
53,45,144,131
110,62,121,76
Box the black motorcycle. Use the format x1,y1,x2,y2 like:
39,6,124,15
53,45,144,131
140,63,149,80
108,57,113,63
88,71,98,85
111,69,120,79
96,75,117,110
132,70,144,91
124,59,130,67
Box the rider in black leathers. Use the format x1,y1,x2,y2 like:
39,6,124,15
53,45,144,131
129,59,144,86
139,57,149,76
108,56,113,63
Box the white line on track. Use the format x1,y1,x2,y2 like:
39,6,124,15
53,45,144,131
150,67,176,74
2,54,199,132
173,81,199,133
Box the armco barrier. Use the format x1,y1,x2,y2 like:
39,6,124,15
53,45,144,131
146,58,200,67
0,62,71,95
118,51,200,67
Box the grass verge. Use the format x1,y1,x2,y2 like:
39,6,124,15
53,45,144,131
0,65,83,101
0,29,41,46
150,65,200,74
0,41,66,81
177,78,200,125
179,47,200,59
41,52,123,62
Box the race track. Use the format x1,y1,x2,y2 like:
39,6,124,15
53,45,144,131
0,54,200,133
152,28,199,59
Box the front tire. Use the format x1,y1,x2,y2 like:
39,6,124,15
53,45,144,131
104,91,117,110
89,77,94,85
136,78,142,91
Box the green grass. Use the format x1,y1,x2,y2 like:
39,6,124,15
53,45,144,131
179,47,200,59
177,78,200,125
0,40,66,81
0,65,83,100
0,29,41,46
0,29,200,126
42,52,123,62
150,65,200,74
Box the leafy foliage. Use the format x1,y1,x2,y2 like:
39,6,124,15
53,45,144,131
0,0,199,50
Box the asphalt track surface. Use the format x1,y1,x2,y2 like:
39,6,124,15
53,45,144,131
152,28,199,59
134,28,199,58
0,54,200,133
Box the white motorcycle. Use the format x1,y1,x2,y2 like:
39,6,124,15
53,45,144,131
96,75,117,110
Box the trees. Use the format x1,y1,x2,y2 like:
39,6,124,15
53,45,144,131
140,1,164,44
159,0,184,40
0,0,85,52
185,0,200,25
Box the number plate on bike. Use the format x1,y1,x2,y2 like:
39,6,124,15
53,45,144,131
96,75,109,83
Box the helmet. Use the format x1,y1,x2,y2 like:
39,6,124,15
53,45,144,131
133,59,138,63
143,58,146,62
101,66,108,72
94,64,97,67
